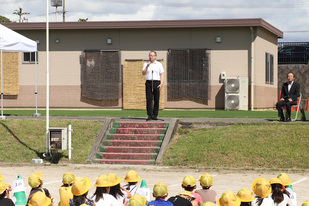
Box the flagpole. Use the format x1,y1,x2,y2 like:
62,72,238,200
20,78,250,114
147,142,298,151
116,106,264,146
46,0,50,154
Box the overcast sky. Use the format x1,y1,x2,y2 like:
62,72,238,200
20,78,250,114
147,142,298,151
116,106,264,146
2,0,309,42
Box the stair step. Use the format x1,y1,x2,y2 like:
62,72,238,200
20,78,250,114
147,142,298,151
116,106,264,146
103,140,162,147
106,134,164,141
100,146,160,153
93,159,156,165
113,122,169,129
109,128,167,134
96,152,157,160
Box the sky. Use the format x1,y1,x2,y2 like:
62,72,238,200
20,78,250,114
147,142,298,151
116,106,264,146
2,0,309,42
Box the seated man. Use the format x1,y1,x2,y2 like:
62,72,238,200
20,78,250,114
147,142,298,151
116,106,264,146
276,72,300,122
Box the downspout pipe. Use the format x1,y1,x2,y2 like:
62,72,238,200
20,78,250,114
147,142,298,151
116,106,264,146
250,27,255,111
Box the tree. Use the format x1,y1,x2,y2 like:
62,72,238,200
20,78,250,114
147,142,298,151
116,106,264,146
78,18,88,22
0,15,11,23
13,7,30,23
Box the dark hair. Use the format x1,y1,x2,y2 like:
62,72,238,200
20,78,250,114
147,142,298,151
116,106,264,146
0,190,6,199
73,191,88,206
240,202,252,206
283,189,290,198
92,187,109,203
183,185,195,192
271,184,284,204
61,184,72,187
256,197,264,206
202,186,211,190
109,183,124,199
287,72,295,78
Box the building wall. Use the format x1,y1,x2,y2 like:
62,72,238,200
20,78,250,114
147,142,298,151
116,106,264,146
5,27,278,109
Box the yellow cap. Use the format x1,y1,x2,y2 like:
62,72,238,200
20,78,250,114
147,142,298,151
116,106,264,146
218,191,241,206
124,170,141,183
236,188,255,202
203,202,216,206
63,172,76,185
277,173,291,186
129,194,147,206
28,191,52,206
72,178,91,196
28,172,43,188
179,190,193,198
0,174,4,181
199,173,213,187
0,182,8,194
153,182,168,197
94,175,113,187
302,200,309,206
252,178,272,198
182,175,196,187
269,178,285,191
107,173,122,186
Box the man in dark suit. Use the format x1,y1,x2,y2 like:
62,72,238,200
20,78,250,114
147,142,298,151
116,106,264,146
276,72,300,122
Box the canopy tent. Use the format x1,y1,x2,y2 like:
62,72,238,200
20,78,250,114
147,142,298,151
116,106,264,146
0,24,38,118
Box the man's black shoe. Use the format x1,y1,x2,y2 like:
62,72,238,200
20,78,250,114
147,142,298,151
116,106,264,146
151,115,158,120
279,117,285,122
146,116,152,121
286,117,291,122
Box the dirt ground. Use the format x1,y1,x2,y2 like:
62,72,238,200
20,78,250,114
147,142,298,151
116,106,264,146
1,163,308,205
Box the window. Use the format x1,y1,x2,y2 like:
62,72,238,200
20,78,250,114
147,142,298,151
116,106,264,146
23,52,38,63
265,53,274,84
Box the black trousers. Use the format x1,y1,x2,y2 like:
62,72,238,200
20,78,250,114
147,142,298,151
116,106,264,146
145,80,160,117
276,100,297,119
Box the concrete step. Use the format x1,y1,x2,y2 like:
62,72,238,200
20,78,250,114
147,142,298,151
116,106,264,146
102,140,162,147
100,146,160,153
113,122,169,129
106,134,164,141
109,128,167,134
93,159,156,165
96,152,158,160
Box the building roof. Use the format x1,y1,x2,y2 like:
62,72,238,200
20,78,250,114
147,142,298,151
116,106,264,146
3,18,283,38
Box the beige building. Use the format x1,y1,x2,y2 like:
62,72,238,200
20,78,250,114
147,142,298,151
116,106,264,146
3,18,283,109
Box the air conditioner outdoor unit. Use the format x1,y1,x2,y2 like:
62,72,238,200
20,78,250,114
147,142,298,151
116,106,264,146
224,77,248,110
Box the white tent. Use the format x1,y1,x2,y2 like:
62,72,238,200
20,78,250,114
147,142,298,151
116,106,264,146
0,24,38,118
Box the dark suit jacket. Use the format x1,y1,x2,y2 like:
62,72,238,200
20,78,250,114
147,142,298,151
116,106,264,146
281,81,300,102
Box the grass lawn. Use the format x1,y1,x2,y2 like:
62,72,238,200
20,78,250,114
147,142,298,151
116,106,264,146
163,122,309,169
0,119,103,164
2,109,304,119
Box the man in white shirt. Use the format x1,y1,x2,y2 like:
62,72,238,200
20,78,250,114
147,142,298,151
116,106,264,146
276,72,300,122
142,51,164,121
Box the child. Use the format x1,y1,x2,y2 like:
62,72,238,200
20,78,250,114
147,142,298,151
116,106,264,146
237,188,255,206
182,175,202,205
124,170,141,201
251,178,274,206
277,173,296,206
70,177,95,206
217,191,240,206
28,172,51,201
0,182,14,206
168,191,198,206
108,173,131,205
91,175,118,206
58,172,76,206
268,178,290,206
28,191,53,206
148,182,173,206
195,173,216,204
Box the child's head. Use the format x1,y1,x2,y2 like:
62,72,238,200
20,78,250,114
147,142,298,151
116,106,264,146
0,182,8,199
252,178,272,198
153,182,168,199
199,173,213,189
28,172,43,189
62,172,76,186
129,194,147,206
71,177,91,197
28,191,52,206
218,191,241,206
236,188,254,206
277,173,291,187
182,175,196,191
124,170,141,184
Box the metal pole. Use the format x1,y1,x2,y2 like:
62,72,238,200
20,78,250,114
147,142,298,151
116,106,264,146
68,124,72,160
0,49,5,119
46,0,50,154
63,0,65,22
33,51,41,117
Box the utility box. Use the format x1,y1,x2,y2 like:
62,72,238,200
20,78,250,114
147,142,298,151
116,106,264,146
48,127,67,150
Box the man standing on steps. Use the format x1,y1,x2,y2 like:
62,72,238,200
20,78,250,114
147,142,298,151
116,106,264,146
142,51,164,121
